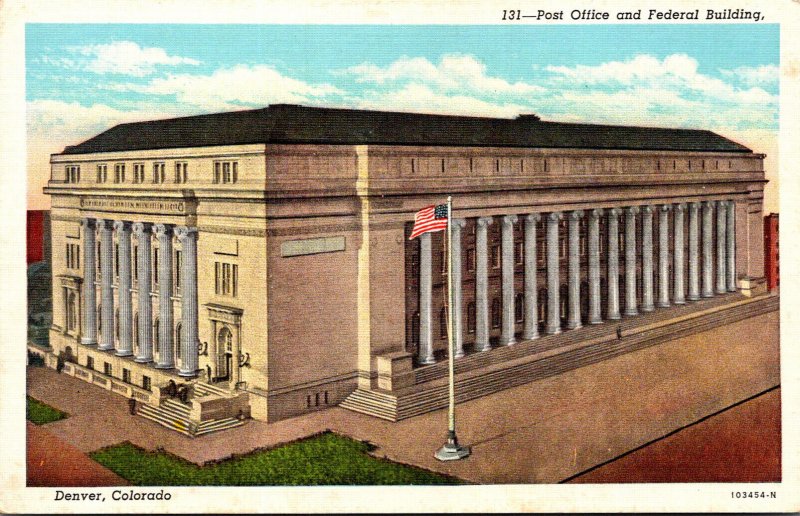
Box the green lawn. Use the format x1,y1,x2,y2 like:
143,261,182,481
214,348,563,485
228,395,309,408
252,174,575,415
90,432,463,485
26,396,68,425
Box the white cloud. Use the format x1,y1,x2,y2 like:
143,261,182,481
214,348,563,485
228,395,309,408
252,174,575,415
720,64,779,87
342,54,545,97
125,64,343,111
71,41,200,77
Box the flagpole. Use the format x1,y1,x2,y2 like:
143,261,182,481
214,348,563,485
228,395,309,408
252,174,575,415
435,195,470,462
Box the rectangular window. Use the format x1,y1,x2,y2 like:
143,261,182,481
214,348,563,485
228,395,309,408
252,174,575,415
175,250,182,294
133,163,145,184
104,362,112,376
491,245,501,268
466,248,476,272
515,241,524,265
114,163,125,183
214,160,239,184
215,261,238,297
142,375,151,391
86,356,94,370
96,164,107,183
153,162,165,183
66,165,80,183
114,243,119,278
133,245,138,284
153,248,159,286
175,162,188,183
122,368,131,384
537,242,545,266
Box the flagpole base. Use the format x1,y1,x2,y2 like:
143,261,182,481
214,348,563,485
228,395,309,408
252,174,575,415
435,431,471,462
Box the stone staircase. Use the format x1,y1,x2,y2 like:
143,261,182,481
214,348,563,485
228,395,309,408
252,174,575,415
137,383,248,437
340,293,778,421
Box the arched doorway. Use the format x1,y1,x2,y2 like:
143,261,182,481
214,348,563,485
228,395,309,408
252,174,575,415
217,326,233,382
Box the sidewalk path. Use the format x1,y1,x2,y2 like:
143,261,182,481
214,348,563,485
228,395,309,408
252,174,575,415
27,309,779,484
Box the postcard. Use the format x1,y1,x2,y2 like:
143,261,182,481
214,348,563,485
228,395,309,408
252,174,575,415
1,0,798,512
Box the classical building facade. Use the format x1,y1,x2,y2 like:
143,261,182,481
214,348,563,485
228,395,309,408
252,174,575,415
42,104,775,433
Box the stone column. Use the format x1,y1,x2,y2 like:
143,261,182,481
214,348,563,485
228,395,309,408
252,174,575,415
176,226,199,377
641,206,654,312
418,232,435,364
567,210,584,329
657,205,671,308
606,209,622,320
523,214,541,340
624,207,639,316
673,204,686,305
154,223,175,368
702,201,714,298
588,209,603,324
475,217,493,352
133,223,153,363
500,214,518,346
545,212,562,334
98,219,115,351
726,201,737,292
81,218,98,345
688,202,701,301
716,200,727,294
451,219,466,358
113,221,133,356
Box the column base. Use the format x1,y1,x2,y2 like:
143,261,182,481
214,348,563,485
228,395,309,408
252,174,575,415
522,331,539,340
80,337,98,346
656,301,670,308
500,337,516,346
624,309,639,317
178,369,198,378
673,299,686,305
589,317,603,325
155,363,175,370
606,311,621,321
97,344,114,351
702,291,714,298
454,350,465,359
687,293,700,301
114,350,133,357
566,321,582,330
134,356,153,363
545,326,562,335
419,356,436,365
641,304,655,312
475,341,492,352
716,288,728,295
727,286,737,293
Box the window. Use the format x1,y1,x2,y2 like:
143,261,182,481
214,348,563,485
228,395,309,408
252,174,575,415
122,368,131,384
153,248,159,286
133,163,145,184
86,356,94,370
515,293,525,323
66,243,80,269
153,319,160,353
491,245,501,269
174,250,182,294
114,243,119,278
214,160,238,184
175,162,188,184
175,323,182,359
114,163,125,183
96,164,107,183
153,162,165,183
439,307,448,338
97,242,101,274
466,248,476,272
215,261,238,297
559,237,567,260
491,298,501,328
142,375,151,392
66,292,78,331
440,250,446,273
537,243,545,266
132,245,138,284
467,302,476,334
515,241,524,265
66,165,80,183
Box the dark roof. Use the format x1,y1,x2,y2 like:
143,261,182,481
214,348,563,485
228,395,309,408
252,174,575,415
59,104,752,155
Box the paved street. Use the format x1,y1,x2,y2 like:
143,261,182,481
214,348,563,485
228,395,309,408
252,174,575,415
27,309,778,485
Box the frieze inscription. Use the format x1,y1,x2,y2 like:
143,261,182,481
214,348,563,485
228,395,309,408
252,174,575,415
80,198,187,214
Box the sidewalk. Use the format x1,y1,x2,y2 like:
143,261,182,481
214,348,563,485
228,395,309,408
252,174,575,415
27,308,779,484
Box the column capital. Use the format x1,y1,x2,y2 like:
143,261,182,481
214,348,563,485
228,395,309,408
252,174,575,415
568,210,585,220
626,206,639,216
501,214,518,226
716,200,728,208
525,213,541,223
547,211,563,221
132,221,152,235
674,202,687,212
589,208,604,219
81,217,96,229
702,200,715,209
477,216,494,228
658,204,672,213
689,201,701,212
96,219,114,231
452,218,467,229
112,220,132,233
640,205,653,215
174,226,198,241
608,207,622,217
153,223,173,237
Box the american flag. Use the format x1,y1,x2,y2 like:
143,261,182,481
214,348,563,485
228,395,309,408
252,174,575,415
409,204,449,240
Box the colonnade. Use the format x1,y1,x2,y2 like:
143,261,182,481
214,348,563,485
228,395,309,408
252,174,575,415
80,217,199,377
416,200,737,365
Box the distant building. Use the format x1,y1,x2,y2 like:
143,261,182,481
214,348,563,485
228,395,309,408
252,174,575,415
42,104,775,434
27,210,51,265
764,213,779,291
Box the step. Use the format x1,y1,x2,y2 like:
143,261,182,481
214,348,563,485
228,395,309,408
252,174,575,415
340,294,777,421
193,382,230,398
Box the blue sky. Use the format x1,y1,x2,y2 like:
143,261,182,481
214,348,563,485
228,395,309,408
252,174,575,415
25,23,780,208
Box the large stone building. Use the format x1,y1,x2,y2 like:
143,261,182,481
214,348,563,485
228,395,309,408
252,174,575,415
42,104,776,434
